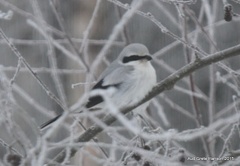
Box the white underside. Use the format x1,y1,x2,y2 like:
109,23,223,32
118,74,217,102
93,61,156,116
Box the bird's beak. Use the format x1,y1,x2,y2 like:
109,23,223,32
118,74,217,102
140,55,152,62
144,55,152,61
140,55,152,63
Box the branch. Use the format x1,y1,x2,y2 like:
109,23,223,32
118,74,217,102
0,26,68,112
51,43,240,164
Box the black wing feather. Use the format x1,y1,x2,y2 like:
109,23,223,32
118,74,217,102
41,79,121,129
86,79,121,108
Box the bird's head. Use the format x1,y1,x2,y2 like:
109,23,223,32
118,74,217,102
118,43,152,67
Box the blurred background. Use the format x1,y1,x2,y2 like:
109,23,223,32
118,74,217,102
1,0,240,165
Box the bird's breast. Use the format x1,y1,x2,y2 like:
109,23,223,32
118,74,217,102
114,64,156,107
131,64,156,101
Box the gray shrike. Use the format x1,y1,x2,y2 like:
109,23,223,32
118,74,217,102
41,43,156,129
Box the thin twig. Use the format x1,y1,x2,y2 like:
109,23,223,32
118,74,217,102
109,0,208,57
10,58,22,85
0,38,124,46
91,0,145,75
49,0,89,72
30,0,68,107
78,0,102,54
0,26,68,112
181,4,210,156
154,59,208,100
0,0,64,37
27,20,86,69
1,66,85,74
115,5,131,45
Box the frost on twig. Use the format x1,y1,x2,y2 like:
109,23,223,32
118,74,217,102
1,1,240,166
0,10,13,20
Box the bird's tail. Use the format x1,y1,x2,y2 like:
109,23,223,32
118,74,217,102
40,114,63,129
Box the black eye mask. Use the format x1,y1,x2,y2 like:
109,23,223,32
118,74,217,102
122,55,152,63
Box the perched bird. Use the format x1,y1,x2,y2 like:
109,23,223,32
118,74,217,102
40,43,156,129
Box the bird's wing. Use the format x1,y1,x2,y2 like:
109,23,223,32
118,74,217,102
86,61,133,108
40,62,133,129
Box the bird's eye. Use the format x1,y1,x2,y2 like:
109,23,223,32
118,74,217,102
122,55,152,63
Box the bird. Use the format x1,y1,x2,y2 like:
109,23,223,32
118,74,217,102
40,43,156,129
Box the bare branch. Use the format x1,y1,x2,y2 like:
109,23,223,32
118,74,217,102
0,26,68,112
